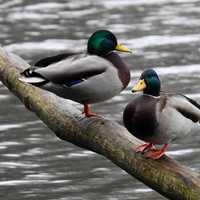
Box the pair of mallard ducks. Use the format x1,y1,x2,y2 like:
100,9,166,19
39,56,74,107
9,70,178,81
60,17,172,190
19,30,200,160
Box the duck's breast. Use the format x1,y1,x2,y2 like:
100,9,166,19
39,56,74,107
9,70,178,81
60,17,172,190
123,95,159,141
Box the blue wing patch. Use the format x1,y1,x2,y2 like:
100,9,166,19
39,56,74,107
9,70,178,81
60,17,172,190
63,79,84,87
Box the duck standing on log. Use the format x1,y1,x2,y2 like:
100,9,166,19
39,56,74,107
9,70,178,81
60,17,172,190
123,69,200,159
19,30,132,117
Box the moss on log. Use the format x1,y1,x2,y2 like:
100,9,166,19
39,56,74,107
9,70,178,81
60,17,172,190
0,47,200,200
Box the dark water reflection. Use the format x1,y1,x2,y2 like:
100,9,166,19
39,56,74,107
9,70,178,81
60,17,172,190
1,0,200,199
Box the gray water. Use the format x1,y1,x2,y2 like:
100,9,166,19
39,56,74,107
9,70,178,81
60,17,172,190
1,0,200,199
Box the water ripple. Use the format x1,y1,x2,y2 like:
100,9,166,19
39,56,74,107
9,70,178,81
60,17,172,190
67,150,96,159
168,148,200,156
129,34,200,49
0,162,40,169
0,120,42,132
131,64,200,78
0,180,48,186
0,124,22,131
5,39,85,53
25,2,64,11
0,0,22,9
101,0,199,7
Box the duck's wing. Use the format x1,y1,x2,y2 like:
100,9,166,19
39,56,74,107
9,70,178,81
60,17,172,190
34,52,78,67
167,94,200,122
20,55,108,85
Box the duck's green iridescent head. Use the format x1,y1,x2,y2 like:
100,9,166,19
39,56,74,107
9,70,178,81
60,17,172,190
132,69,161,96
87,30,131,56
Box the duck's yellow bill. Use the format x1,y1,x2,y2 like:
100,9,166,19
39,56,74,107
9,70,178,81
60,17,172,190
132,79,146,92
115,44,132,53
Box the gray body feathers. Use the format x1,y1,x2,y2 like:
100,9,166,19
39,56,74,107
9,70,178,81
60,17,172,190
19,53,130,104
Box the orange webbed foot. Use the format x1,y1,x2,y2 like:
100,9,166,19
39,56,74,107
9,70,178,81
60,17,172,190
145,144,169,160
135,143,155,153
83,104,101,118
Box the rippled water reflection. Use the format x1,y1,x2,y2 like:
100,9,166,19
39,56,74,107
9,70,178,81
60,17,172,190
1,0,200,199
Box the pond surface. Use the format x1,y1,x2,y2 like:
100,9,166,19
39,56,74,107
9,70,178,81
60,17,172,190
0,0,200,199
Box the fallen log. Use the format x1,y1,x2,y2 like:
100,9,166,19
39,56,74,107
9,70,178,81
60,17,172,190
0,47,200,200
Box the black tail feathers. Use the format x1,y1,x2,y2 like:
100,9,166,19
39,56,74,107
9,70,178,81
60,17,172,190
21,67,40,77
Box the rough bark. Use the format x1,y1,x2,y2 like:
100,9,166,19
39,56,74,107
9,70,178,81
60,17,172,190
0,47,200,200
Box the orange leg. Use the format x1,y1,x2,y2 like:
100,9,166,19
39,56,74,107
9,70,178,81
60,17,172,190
82,104,99,118
135,143,154,153
145,144,169,160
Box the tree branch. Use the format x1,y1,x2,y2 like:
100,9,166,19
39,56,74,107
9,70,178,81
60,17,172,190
0,47,200,200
